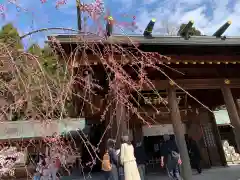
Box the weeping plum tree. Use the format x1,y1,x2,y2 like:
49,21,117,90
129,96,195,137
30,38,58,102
0,1,211,177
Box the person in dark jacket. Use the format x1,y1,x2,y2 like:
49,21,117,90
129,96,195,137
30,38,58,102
134,141,147,180
115,149,124,180
161,135,181,180
187,137,202,174
104,139,118,180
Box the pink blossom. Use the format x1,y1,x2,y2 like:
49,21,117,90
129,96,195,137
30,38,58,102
56,0,67,9
40,0,47,3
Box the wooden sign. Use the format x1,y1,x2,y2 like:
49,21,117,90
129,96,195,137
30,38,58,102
143,96,181,105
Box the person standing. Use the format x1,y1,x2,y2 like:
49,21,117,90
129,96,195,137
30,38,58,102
49,157,61,180
38,155,51,180
102,139,118,180
34,154,46,180
134,142,147,180
161,134,182,180
120,135,141,180
187,137,202,174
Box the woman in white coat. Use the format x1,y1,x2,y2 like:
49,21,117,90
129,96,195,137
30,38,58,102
120,135,141,180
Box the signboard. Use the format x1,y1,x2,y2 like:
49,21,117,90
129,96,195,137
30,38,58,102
0,118,86,140
140,94,181,105
213,110,230,125
142,124,186,136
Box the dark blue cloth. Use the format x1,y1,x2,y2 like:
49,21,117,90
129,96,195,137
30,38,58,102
188,139,202,173
103,171,112,180
166,165,181,180
108,148,118,166
161,140,179,171
34,175,41,180
118,166,124,180
188,140,201,162
105,149,118,180
134,146,148,165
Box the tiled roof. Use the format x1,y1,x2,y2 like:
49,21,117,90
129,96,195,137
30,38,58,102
47,34,240,46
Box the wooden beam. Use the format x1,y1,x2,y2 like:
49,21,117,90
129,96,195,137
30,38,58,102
169,55,240,63
143,78,240,90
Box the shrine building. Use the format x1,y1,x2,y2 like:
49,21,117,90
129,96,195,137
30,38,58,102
47,21,240,178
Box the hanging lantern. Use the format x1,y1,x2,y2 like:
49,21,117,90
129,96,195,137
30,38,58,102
153,97,157,105
224,79,230,84
196,108,199,115
169,80,175,86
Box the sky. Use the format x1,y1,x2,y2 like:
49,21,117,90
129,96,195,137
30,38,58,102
0,0,240,48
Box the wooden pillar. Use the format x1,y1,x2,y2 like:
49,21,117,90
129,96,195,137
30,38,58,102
209,111,227,166
133,123,143,145
221,85,240,152
168,85,192,180
234,99,240,119
105,86,128,149
113,100,128,148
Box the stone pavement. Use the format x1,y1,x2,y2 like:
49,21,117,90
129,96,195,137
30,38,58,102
61,165,240,180
148,165,240,180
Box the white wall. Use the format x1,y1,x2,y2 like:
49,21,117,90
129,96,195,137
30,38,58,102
213,110,230,125
0,118,86,140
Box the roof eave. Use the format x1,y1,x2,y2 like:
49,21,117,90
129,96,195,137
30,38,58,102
46,34,240,46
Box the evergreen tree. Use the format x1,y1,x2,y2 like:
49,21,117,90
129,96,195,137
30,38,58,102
0,23,71,121
178,23,202,36
0,23,23,49
27,43,42,56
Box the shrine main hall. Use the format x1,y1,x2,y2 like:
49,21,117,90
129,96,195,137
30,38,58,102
47,23,240,179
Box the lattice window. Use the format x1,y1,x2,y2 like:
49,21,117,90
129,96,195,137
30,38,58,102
202,123,216,147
